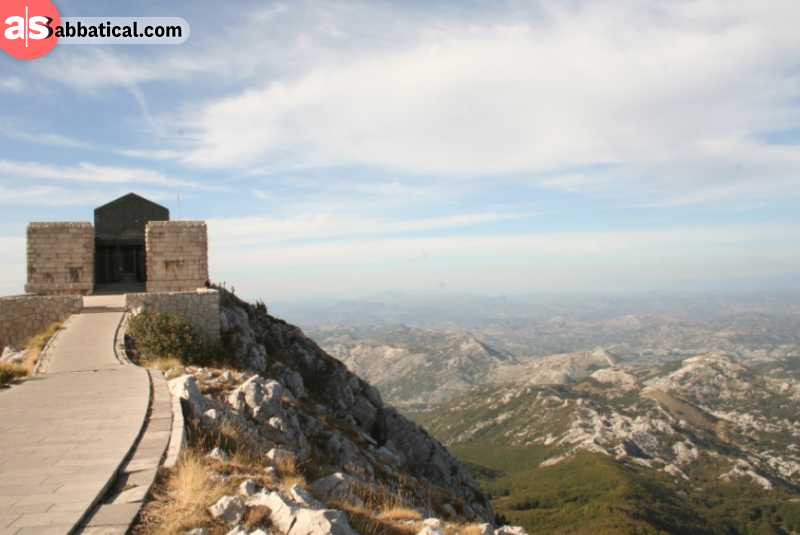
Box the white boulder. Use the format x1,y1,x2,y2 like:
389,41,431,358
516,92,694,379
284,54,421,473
0,347,24,365
206,447,230,463
208,495,245,524
168,375,206,417
310,472,365,507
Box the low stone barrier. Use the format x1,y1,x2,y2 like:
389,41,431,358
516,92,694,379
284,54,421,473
125,288,220,341
0,294,83,349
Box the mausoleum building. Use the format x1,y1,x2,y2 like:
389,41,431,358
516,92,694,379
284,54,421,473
24,193,210,295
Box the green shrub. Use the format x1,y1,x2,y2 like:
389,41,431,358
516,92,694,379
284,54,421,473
127,311,221,367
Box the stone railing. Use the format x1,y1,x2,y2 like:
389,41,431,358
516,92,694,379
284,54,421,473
0,294,83,349
125,288,220,341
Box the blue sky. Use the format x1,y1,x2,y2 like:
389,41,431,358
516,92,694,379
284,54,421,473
1,0,799,300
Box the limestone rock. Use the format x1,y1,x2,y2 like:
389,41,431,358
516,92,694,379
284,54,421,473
495,527,528,535
284,370,307,399
208,495,245,524
310,472,365,506
227,376,284,423
266,447,297,470
248,344,268,373
0,347,24,365
247,491,356,535
168,374,206,417
247,492,295,532
207,447,230,463
180,290,497,524
422,518,443,528
288,484,324,509
291,508,356,535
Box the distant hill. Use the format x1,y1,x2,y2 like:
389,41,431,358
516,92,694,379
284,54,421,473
412,353,800,534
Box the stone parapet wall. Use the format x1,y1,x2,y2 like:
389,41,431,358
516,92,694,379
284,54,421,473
125,288,220,341
25,223,94,295
145,221,208,293
0,294,83,349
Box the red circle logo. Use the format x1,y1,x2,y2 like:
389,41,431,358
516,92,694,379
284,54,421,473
0,0,60,61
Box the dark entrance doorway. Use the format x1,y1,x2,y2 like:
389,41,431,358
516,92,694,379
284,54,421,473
95,244,146,284
93,193,170,293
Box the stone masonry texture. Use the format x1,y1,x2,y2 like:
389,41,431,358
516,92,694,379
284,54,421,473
125,288,221,341
145,221,209,292
0,294,83,349
25,222,94,295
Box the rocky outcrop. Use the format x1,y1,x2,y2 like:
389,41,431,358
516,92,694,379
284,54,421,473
212,290,494,521
156,290,529,534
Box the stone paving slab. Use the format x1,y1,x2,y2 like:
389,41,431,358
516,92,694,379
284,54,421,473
0,309,150,535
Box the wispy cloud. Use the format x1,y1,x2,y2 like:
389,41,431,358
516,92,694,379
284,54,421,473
0,125,94,150
0,159,206,189
209,212,532,246
113,148,185,160
172,1,800,207
0,77,25,93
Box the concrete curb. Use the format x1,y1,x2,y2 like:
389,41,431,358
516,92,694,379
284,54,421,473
73,361,151,533
115,310,184,469
113,312,132,365
77,369,172,533
163,373,186,469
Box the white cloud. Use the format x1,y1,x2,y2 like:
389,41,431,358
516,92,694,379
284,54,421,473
0,185,102,205
176,0,800,205
208,211,529,246
0,125,94,150
251,189,271,200
0,159,207,190
113,148,185,161
0,77,25,93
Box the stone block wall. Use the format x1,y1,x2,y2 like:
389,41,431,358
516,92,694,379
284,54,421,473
145,221,208,292
25,223,94,295
0,295,83,349
125,288,220,341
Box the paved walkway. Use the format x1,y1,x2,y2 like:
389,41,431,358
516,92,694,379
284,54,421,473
0,297,149,534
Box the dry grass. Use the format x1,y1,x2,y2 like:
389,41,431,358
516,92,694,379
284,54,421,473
16,322,63,375
0,363,27,386
445,524,489,535
24,322,62,352
376,507,423,522
278,474,307,494
140,356,183,373
273,453,298,476
333,502,418,535
135,450,228,534
321,481,424,535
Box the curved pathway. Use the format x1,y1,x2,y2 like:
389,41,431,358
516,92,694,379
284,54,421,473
0,297,149,535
